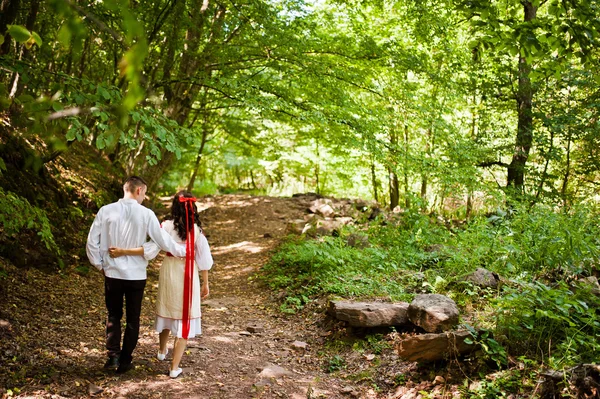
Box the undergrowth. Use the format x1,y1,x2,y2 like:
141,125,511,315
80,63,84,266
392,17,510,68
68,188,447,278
262,202,600,371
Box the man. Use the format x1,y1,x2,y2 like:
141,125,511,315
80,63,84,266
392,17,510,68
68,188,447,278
86,176,186,374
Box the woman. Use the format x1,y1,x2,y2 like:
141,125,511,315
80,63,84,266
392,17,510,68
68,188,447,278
109,191,213,378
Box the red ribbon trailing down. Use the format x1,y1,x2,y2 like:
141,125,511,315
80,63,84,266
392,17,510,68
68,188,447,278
179,196,196,339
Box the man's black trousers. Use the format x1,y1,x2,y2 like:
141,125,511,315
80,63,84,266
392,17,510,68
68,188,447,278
104,276,146,365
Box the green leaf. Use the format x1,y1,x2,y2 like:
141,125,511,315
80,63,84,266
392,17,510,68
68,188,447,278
98,87,111,101
96,136,106,150
57,24,71,47
31,31,42,47
0,35,4,46
7,25,31,43
66,128,77,141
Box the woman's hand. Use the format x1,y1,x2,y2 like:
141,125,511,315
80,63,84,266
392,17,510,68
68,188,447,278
201,282,210,299
109,247,126,258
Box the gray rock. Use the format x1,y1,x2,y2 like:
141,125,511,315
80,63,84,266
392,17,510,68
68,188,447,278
329,301,410,327
88,383,103,396
309,199,335,217
246,324,264,334
285,220,306,235
341,386,354,394
396,330,476,362
466,268,499,289
315,217,353,236
389,387,421,399
291,341,308,351
259,363,293,379
408,294,459,333
354,200,369,211
317,204,335,218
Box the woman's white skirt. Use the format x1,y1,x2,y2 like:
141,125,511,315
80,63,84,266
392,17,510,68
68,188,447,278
155,316,202,338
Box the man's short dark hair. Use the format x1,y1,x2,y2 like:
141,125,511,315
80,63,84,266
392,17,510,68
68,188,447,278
124,176,147,193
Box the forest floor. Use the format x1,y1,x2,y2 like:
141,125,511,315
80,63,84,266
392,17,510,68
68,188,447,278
0,194,446,399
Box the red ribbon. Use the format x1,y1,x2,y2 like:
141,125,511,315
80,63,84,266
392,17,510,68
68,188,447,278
179,196,196,339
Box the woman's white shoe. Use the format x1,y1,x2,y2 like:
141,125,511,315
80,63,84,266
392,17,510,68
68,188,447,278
157,349,168,361
169,368,183,378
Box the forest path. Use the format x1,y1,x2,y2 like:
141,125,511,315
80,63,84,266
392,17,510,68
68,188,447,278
1,194,365,399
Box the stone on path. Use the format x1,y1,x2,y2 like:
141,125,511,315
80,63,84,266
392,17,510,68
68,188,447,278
257,363,294,382
329,301,410,327
246,324,264,334
396,330,475,362
285,220,306,235
407,294,459,333
314,217,353,236
341,386,354,394
309,199,336,218
389,387,421,399
88,383,103,396
466,268,499,289
291,341,308,351
433,375,445,385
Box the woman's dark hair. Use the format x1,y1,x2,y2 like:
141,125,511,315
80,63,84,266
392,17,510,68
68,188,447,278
167,191,202,241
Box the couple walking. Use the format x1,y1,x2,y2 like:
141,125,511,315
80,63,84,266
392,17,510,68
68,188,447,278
86,176,213,378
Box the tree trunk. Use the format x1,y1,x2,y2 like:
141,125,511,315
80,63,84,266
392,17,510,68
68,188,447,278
388,129,399,209
420,125,433,211
371,157,378,202
145,4,226,191
187,127,209,192
533,130,554,204
507,1,537,191
403,123,411,209
315,136,320,194
0,0,20,55
466,88,478,219
561,129,571,208
389,167,399,210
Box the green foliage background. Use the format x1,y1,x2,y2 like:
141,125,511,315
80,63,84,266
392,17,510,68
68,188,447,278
1,0,600,394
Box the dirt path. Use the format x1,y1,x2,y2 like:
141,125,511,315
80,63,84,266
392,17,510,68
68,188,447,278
1,195,368,399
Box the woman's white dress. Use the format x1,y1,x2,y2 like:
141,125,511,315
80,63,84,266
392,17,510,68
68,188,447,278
144,220,213,338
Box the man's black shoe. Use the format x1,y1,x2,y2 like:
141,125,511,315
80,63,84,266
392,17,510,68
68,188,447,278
103,357,119,369
116,362,134,374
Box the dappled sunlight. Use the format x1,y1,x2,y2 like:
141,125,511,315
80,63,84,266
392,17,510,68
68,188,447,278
209,335,237,344
106,375,206,398
212,219,237,225
211,240,266,256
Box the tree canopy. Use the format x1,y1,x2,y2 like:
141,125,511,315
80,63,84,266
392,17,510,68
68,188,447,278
1,0,599,209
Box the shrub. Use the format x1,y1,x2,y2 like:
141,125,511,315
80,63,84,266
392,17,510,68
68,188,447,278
0,188,59,254
494,280,600,367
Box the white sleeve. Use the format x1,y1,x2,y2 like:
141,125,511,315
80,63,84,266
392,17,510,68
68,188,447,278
195,233,214,271
143,241,161,260
86,208,104,271
147,212,187,257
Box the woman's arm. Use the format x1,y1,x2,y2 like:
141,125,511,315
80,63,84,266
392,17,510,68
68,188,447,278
108,247,144,258
201,270,209,299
